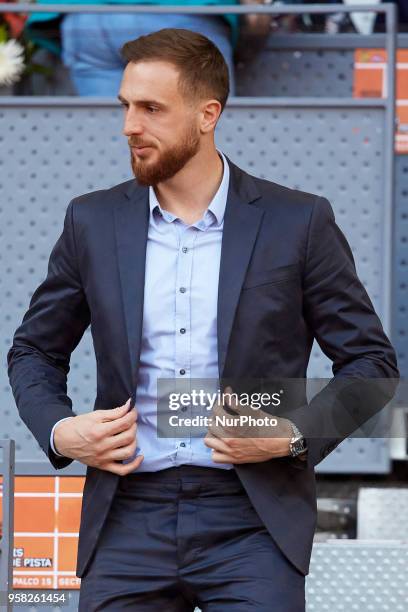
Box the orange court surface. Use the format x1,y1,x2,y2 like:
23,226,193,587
0,476,84,589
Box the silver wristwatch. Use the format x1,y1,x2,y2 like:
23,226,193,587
289,421,308,458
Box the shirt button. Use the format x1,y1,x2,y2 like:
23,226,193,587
179,287,186,293
180,442,186,448
180,328,186,334
179,369,186,375
181,406,188,412
182,247,188,253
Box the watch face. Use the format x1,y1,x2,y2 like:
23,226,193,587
291,438,306,456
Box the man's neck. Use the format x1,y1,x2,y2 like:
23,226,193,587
153,150,224,225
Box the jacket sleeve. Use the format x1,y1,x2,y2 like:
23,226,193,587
7,199,90,470
285,196,399,470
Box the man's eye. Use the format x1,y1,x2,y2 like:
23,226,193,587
120,103,129,109
147,106,158,113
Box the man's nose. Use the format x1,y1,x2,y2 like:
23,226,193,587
123,114,144,137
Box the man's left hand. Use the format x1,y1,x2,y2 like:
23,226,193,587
204,386,294,464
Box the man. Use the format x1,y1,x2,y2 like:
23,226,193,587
8,28,398,611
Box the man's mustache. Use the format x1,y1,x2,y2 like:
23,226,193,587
128,139,155,148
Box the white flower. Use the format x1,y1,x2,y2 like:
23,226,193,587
0,40,25,86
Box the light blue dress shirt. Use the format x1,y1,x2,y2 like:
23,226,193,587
51,150,233,471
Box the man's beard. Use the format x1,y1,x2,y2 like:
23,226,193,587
130,123,200,186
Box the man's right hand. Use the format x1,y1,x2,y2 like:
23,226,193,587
53,398,144,475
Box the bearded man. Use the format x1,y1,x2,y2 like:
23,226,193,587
8,28,398,611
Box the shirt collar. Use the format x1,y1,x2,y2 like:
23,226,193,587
148,149,229,228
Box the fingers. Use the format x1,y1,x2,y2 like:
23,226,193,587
103,454,144,476
204,434,231,454
101,422,137,452
208,408,240,438
98,399,138,437
100,409,137,437
205,430,236,463
211,451,235,463
83,423,139,466
97,398,136,422
108,439,138,461
106,397,132,418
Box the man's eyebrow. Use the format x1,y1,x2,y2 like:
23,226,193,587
117,94,166,108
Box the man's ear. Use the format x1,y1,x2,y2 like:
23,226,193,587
199,99,222,133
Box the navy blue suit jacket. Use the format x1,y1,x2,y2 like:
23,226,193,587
8,156,399,577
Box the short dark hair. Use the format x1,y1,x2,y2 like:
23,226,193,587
120,28,230,113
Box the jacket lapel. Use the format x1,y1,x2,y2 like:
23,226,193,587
114,180,149,396
217,158,264,378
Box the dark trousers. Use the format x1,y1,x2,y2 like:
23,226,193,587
78,465,305,611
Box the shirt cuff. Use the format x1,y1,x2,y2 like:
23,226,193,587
50,417,72,457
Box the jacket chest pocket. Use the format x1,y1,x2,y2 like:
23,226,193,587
242,264,299,291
